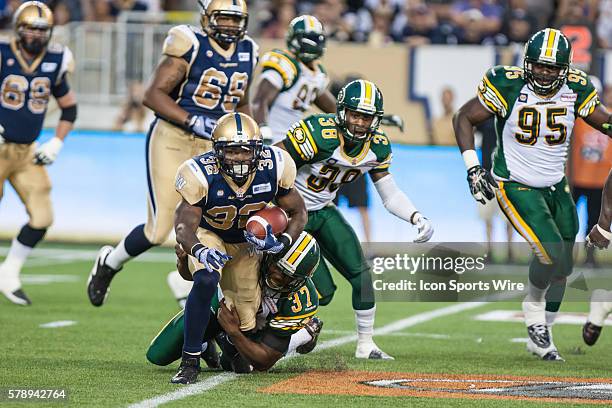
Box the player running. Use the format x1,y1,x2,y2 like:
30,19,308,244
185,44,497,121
87,0,259,307
169,112,307,383
454,28,611,360
276,79,434,360
0,1,78,306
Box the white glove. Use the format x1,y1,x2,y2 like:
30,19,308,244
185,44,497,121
413,213,433,243
260,125,273,142
34,137,63,165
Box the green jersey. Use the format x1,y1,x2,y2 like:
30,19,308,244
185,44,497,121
477,65,600,188
282,113,392,210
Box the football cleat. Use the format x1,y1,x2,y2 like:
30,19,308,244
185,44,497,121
355,341,394,360
87,246,121,307
296,317,323,354
0,288,31,306
201,340,221,369
526,338,565,362
171,355,201,384
527,324,551,349
583,322,603,346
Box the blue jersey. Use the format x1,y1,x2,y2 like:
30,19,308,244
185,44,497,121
0,40,73,144
175,146,296,244
161,25,258,138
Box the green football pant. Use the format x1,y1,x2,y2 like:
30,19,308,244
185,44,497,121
146,309,221,366
496,178,578,311
305,205,374,310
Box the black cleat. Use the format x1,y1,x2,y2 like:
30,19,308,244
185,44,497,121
527,324,551,349
201,340,221,369
1,288,32,306
583,321,603,346
296,317,323,354
87,246,120,307
171,355,201,384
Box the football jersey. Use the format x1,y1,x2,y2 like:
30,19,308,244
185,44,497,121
282,113,392,211
209,278,319,338
260,49,329,144
478,65,600,188
174,145,296,243
162,25,258,138
0,39,74,144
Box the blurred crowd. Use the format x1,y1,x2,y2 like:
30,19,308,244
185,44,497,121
258,0,612,49
0,0,609,51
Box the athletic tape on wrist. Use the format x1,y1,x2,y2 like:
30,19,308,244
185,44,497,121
596,225,612,240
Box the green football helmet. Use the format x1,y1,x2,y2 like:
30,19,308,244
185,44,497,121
335,79,384,143
286,15,326,64
523,28,572,96
263,232,320,295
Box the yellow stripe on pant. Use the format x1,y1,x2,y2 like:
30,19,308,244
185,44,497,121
495,181,553,264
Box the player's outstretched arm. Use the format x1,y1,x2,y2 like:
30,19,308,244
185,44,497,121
218,299,283,371
587,169,612,249
34,89,78,166
370,170,434,242
453,97,497,204
143,55,190,127
583,104,612,137
252,78,281,133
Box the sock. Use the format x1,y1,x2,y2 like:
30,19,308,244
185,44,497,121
1,238,34,283
545,311,557,326
106,224,154,270
588,289,612,326
16,225,46,248
545,278,566,315
522,281,547,327
355,306,376,344
286,328,313,354
167,270,194,303
183,269,220,354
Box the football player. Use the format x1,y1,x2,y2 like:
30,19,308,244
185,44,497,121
147,232,322,380
583,168,612,346
275,79,434,360
87,0,259,307
454,28,611,360
252,15,404,145
0,1,77,306
170,112,307,383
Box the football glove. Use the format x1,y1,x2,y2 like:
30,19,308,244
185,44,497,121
413,213,434,243
296,317,323,354
381,114,404,132
467,165,498,204
244,224,286,254
193,246,231,274
33,137,63,165
187,114,213,140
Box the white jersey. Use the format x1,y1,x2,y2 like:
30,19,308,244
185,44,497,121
478,65,600,188
259,49,329,144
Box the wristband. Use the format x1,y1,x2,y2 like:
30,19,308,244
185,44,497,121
462,149,480,170
190,243,205,257
596,224,612,240
184,114,195,128
409,211,420,224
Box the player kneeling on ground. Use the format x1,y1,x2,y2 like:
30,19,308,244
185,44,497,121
147,234,322,379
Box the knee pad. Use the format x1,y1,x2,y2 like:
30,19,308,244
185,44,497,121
193,270,220,297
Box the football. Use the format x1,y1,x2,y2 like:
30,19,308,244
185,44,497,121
245,206,289,239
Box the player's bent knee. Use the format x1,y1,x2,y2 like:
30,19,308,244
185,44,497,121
29,212,53,230
192,269,220,297
318,292,335,306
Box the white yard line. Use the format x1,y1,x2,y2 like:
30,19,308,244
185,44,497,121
127,301,487,408
0,246,175,265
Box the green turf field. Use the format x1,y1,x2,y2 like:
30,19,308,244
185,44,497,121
1,243,612,407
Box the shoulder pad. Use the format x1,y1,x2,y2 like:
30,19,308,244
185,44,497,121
568,68,601,118
370,130,392,165
175,158,209,205
261,50,298,89
286,117,320,162
58,45,75,76
477,65,523,118
163,25,197,58
46,42,64,53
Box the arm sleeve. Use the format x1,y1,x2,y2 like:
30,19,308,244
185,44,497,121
259,68,284,91
373,173,419,224
175,159,209,205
